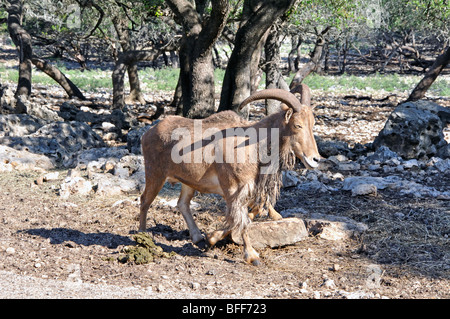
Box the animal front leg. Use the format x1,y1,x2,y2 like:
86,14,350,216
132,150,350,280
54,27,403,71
139,172,166,232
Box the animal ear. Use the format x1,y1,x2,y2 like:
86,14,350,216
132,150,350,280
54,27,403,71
285,108,293,124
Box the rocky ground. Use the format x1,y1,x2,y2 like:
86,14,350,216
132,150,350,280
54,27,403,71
1,65,450,298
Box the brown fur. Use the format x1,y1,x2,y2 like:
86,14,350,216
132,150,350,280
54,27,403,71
139,88,320,265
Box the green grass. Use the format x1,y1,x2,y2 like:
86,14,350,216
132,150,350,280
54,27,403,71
1,63,449,96
300,72,450,96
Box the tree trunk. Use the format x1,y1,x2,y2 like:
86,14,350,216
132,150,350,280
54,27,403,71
7,0,32,98
7,0,85,101
171,75,183,115
112,50,161,110
407,46,450,102
126,63,146,104
290,26,330,89
288,34,302,73
218,0,296,113
31,57,86,100
167,0,229,119
112,14,145,104
265,24,289,115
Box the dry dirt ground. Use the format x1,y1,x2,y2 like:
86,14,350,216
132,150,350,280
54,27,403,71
1,86,449,299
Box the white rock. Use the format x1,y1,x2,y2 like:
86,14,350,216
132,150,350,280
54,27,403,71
282,170,300,188
338,162,360,171
92,173,141,196
403,159,419,169
343,176,400,191
231,218,309,249
323,278,336,289
306,213,368,241
434,158,450,173
351,183,377,197
43,172,59,181
0,145,54,171
59,177,93,199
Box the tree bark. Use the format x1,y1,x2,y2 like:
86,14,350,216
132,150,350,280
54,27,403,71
7,0,32,98
31,57,86,100
265,24,289,115
288,34,302,73
112,14,146,104
407,46,450,102
167,0,229,119
218,0,296,113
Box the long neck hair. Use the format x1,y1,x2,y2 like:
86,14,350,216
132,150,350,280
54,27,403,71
252,115,295,209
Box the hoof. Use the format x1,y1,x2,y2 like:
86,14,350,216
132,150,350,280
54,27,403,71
205,235,218,248
251,259,261,266
194,238,208,251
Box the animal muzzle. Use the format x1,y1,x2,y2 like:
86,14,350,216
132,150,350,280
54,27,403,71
300,155,320,169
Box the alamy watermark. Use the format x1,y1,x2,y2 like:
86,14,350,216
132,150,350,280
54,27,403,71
170,121,280,175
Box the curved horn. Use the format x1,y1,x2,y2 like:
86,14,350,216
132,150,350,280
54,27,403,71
238,88,302,112
290,83,311,107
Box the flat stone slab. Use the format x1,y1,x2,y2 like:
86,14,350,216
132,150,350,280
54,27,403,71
305,213,368,241
231,217,308,249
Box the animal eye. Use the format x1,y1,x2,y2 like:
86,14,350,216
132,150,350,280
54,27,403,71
294,124,302,129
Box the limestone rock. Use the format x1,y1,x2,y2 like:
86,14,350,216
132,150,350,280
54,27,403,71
75,147,130,168
231,218,308,249
362,146,401,164
282,170,300,188
434,158,450,173
305,214,368,241
373,100,448,159
59,176,93,199
0,114,45,137
89,172,142,196
437,144,450,159
0,121,105,167
127,125,152,155
0,145,54,171
343,176,400,191
351,183,377,196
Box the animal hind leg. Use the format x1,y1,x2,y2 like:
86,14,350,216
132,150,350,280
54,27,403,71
248,202,282,221
139,172,165,232
207,228,231,247
267,203,282,220
242,226,260,266
177,184,204,244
